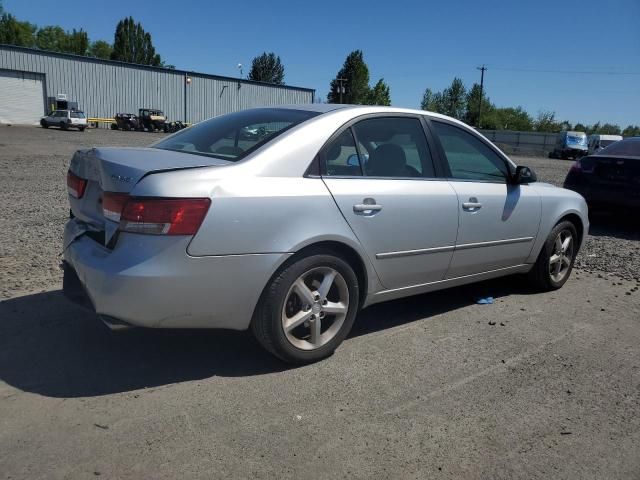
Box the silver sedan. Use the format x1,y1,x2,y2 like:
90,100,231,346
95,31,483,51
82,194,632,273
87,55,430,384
63,104,588,363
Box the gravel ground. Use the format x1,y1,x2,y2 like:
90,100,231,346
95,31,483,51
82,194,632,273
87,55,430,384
1,126,640,479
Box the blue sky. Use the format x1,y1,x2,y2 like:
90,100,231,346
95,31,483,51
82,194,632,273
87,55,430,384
5,0,640,126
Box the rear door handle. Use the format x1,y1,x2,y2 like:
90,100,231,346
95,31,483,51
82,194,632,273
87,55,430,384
462,197,482,211
353,198,383,215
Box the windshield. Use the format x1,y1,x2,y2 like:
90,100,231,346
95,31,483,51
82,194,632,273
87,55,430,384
153,108,320,161
566,134,587,146
599,139,617,148
598,139,640,157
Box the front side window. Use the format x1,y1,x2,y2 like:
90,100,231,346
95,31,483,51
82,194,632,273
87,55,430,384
432,121,509,182
352,117,435,178
154,108,319,161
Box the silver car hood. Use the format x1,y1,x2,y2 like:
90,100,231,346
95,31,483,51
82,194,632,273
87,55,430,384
70,147,231,193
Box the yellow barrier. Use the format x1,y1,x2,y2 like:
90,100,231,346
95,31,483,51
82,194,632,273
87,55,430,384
88,117,114,124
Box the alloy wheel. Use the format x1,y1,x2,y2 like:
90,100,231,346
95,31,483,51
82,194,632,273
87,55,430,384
281,267,349,350
549,229,574,283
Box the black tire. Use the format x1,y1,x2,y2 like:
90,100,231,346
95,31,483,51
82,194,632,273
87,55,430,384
40,120,49,128
79,127,86,132
251,252,360,364
61,121,69,131
527,220,578,291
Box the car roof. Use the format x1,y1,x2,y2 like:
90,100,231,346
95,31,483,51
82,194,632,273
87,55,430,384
264,103,472,126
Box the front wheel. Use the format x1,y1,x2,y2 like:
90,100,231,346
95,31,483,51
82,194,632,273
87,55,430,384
528,221,578,291
251,252,360,364
78,126,86,132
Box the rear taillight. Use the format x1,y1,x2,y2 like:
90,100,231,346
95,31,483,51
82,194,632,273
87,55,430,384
102,193,211,235
67,171,87,199
102,192,129,222
569,158,594,174
568,161,582,174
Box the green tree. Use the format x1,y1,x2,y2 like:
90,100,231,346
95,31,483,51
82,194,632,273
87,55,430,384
35,26,88,55
420,88,449,114
420,78,466,119
0,11,36,46
328,50,370,104
35,25,66,51
111,16,162,66
88,40,113,59
464,83,492,127
622,125,640,137
489,107,534,131
586,122,599,135
534,111,562,132
573,123,587,132
559,120,573,131
366,78,391,105
598,123,622,135
247,52,285,84
64,28,88,55
443,77,466,119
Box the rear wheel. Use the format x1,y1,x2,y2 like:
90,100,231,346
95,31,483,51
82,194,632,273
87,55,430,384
251,252,360,364
528,220,578,291
40,119,49,128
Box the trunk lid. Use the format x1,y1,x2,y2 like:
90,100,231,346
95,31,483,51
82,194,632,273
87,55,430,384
67,147,230,245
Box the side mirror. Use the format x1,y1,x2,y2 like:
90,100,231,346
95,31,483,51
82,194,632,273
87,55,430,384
346,154,361,167
513,165,537,184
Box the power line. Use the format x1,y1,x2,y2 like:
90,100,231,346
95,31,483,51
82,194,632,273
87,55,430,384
491,66,640,75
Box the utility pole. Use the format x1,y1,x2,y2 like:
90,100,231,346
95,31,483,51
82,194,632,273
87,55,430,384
476,65,487,128
337,78,347,104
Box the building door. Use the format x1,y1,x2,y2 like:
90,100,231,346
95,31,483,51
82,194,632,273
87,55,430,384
0,70,45,125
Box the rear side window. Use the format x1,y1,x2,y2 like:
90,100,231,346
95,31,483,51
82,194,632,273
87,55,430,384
322,129,363,176
70,111,85,118
432,121,509,182
599,139,640,156
154,108,319,161
353,117,435,178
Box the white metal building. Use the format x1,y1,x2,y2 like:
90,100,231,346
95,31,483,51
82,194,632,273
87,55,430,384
0,44,315,125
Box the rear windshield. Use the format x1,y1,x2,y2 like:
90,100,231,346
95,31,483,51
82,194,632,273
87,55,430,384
70,111,85,118
153,108,320,161
598,139,640,157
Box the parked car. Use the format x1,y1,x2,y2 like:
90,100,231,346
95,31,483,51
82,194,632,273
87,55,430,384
564,137,640,210
587,134,622,155
111,113,140,131
41,110,87,131
550,131,588,159
62,105,588,364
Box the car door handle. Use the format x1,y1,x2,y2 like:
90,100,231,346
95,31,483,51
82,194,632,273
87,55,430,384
462,197,482,211
353,201,383,215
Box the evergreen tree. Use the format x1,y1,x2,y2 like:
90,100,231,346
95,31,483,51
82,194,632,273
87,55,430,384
111,17,162,66
247,52,285,84
328,50,370,104
366,78,391,106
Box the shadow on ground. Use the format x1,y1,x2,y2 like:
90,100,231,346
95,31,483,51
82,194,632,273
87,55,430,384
588,210,640,241
0,276,537,398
